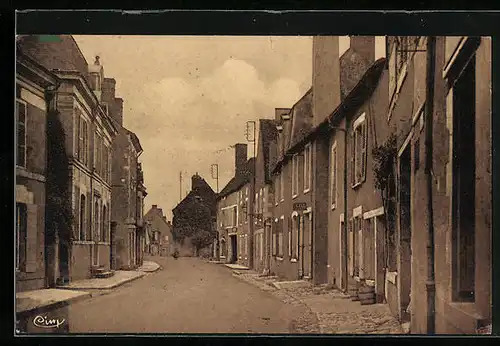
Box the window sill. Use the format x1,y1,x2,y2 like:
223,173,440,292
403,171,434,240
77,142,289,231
365,279,375,287
303,188,310,194
351,181,364,189
292,194,298,200
74,241,94,245
331,204,336,211
280,199,285,203
276,257,284,261
290,258,298,263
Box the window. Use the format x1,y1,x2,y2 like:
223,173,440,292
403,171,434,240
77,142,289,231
16,203,27,271
288,217,293,258
274,177,279,205
278,218,284,257
260,233,264,260
165,235,169,241
272,220,277,256
351,114,367,187
304,144,312,192
292,154,299,197
279,172,284,202
290,214,299,260
76,110,89,166
94,199,100,242
101,205,107,242
331,142,338,209
389,36,422,102
351,215,362,277
451,56,476,302
16,100,27,167
79,194,86,241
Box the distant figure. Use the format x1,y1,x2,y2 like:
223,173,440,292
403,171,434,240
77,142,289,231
172,248,180,260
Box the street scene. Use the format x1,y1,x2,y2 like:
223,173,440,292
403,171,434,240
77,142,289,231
15,33,492,335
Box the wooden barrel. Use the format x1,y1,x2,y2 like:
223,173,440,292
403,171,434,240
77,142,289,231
359,290,376,305
360,297,376,305
358,285,375,294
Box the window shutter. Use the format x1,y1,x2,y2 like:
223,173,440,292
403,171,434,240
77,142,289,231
350,133,356,186
361,122,368,182
389,43,397,100
348,217,354,276
25,204,38,273
74,186,80,240
87,192,92,241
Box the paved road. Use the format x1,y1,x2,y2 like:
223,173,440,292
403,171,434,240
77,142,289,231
68,256,308,334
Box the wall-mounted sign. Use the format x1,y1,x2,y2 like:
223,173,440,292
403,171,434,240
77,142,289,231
293,202,307,211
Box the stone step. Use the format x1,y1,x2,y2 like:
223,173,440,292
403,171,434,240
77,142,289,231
94,271,114,279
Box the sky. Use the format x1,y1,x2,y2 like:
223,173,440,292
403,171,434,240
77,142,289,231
73,35,316,220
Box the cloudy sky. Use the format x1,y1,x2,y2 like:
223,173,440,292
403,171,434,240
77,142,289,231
73,35,314,220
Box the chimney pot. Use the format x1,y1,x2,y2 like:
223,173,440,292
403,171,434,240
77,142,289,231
94,55,101,65
234,143,248,176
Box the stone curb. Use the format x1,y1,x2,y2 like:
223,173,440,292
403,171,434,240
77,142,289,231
16,291,92,316
58,272,147,291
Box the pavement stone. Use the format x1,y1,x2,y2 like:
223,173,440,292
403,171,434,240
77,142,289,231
231,269,403,335
137,261,161,272
57,270,146,290
16,289,91,314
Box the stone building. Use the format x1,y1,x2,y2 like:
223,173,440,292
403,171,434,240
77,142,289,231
216,144,255,266
15,46,59,292
144,205,174,257
108,95,146,270
251,120,278,275
17,35,118,284
172,174,217,257
269,90,315,282
382,36,492,334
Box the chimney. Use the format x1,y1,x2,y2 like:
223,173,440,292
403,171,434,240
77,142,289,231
350,36,375,64
102,78,116,104
162,216,167,222
192,173,204,192
312,36,340,127
234,143,248,176
152,204,157,209
113,97,124,127
275,108,290,122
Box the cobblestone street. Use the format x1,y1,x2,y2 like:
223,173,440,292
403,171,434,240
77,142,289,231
232,270,403,334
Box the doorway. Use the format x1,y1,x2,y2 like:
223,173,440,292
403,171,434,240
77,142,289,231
230,234,237,263
398,141,412,322
301,213,312,278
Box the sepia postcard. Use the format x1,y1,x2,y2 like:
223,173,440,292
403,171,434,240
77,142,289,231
14,10,494,336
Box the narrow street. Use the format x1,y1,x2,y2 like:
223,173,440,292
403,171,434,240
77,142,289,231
67,257,311,333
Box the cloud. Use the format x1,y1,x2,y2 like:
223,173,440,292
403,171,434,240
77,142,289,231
74,36,311,219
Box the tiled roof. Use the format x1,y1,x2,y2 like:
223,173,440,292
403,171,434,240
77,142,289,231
17,35,91,84
217,157,256,199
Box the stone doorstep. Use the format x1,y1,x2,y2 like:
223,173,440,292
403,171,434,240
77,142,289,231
16,289,91,315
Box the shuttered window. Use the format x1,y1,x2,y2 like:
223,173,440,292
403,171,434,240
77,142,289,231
79,194,86,241
16,100,27,167
352,114,368,187
16,203,27,271
331,142,338,209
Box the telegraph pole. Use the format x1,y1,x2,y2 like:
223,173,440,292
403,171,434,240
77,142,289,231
179,171,182,202
245,120,256,269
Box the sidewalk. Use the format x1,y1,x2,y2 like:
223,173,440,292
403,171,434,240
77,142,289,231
224,263,250,270
137,261,161,272
231,270,404,334
16,289,91,314
57,270,146,290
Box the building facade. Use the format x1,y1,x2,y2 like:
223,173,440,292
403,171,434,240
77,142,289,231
15,48,59,292
18,35,118,284
217,144,255,266
144,205,174,257
251,120,278,275
172,174,217,257
269,91,315,282
383,36,492,334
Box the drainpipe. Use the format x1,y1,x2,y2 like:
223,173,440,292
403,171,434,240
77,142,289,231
424,36,436,334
